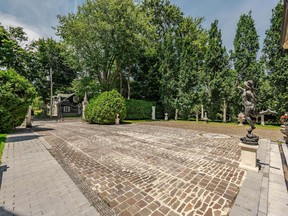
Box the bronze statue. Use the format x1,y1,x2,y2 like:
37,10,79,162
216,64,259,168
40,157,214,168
238,80,259,145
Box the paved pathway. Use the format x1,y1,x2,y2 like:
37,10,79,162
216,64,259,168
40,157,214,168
33,121,245,216
0,128,100,216
1,121,287,216
231,139,288,216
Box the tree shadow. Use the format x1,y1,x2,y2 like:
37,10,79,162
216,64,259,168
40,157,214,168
0,164,8,189
0,207,19,216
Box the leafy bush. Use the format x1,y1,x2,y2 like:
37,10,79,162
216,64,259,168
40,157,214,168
0,107,13,133
125,99,156,120
0,69,36,130
85,90,126,124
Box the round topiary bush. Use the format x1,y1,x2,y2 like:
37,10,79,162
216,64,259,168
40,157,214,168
0,106,14,133
85,90,126,124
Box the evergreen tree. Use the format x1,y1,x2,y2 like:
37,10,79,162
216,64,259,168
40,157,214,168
232,11,261,116
202,20,232,120
133,0,183,110
233,11,260,83
177,17,206,119
262,1,288,113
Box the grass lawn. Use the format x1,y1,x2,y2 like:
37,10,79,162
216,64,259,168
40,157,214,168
132,120,282,140
0,134,7,164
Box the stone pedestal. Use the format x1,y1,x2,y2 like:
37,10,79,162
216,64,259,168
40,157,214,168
239,142,259,172
164,113,168,121
26,106,32,128
261,114,265,125
203,112,208,123
151,106,156,120
82,92,88,119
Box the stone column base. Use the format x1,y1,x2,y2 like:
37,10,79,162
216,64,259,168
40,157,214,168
239,142,259,172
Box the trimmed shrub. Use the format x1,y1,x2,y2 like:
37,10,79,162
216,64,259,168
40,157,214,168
0,69,36,130
0,106,13,133
125,99,156,120
85,90,126,124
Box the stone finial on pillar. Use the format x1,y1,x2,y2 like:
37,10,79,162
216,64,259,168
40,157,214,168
115,114,120,125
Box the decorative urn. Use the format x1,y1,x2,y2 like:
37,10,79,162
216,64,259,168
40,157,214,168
238,112,245,126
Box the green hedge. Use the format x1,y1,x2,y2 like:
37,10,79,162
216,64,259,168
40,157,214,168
85,90,126,124
125,99,157,120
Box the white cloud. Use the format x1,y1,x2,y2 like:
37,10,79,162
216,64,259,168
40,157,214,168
0,12,42,42
0,0,80,42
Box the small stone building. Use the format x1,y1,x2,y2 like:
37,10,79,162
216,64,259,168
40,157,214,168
51,93,81,117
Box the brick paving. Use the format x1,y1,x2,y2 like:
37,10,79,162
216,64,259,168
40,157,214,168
33,121,246,216
0,128,100,216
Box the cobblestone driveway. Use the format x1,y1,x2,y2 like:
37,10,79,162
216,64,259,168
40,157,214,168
34,122,245,216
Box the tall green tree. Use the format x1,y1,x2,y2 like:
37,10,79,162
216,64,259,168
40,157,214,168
232,11,261,115
262,1,288,113
233,11,260,83
57,0,150,95
29,38,77,103
177,17,206,119
131,0,183,105
202,20,234,120
0,24,28,75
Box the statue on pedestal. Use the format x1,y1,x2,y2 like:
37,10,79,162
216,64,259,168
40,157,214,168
238,80,259,145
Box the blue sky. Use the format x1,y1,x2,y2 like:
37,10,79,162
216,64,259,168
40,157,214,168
0,0,280,51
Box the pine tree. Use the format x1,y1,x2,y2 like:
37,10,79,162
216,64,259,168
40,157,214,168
202,20,232,120
233,11,260,84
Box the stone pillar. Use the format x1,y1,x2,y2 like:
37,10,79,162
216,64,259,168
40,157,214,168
261,114,265,125
26,106,32,128
223,99,227,123
82,92,88,119
196,111,199,122
239,142,259,172
164,113,168,121
201,105,204,120
175,109,178,121
151,106,156,120
203,112,208,123
115,114,120,125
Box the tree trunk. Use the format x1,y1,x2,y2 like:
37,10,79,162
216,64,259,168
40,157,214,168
127,66,131,100
117,63,123,95
223,99,227,123
201,105,204,120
